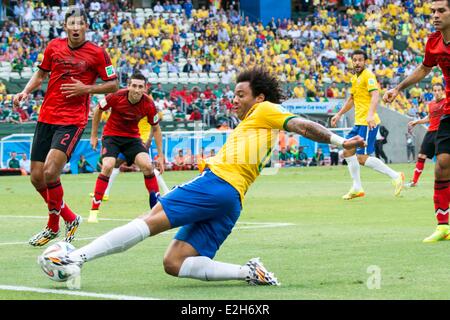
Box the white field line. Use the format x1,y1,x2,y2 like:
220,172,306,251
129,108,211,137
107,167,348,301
0,215,295,246
0,285,158,300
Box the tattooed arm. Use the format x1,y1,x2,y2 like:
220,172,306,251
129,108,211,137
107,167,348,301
285,117,365,150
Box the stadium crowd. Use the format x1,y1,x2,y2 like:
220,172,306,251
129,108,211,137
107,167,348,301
0,0,440,126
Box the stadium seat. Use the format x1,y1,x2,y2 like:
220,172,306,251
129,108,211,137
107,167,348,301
158,77,169,84
0,73,10,82
188,74,199,83
9,72,21,80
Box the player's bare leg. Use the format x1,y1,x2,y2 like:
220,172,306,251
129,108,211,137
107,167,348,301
163,239,278,285
342,148,364,200
134,152,160,209
424,153,450,243
29,149,81,246
40,203,279,285
89,156,116,223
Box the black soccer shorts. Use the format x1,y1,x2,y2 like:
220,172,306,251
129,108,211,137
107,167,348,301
419,131,437,159
436,115,450,155
31,122,84,162
101,135,147,165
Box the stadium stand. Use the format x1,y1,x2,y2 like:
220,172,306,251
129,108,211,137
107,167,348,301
0,0,438,129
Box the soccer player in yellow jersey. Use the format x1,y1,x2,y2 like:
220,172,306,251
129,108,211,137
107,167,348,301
39,68,364,286
331,50,404,200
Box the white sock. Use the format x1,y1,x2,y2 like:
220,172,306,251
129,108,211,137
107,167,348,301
364,157,400,180
69,219,150,263
104,168,120,196
178,256,250,281
344,155,363,190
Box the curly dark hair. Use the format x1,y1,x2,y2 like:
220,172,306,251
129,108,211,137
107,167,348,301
236,67,285,104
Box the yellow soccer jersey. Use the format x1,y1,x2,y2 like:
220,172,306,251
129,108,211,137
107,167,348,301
350,69,381,126
202,102,297,203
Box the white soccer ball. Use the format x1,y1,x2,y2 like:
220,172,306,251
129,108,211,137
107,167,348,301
39,241,76,282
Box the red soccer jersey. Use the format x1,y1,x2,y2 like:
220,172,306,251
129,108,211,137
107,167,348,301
423,32,450,115
99,89,160,138
38,38,117,128
428,98,445,131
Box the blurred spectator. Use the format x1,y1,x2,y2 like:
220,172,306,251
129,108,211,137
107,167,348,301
329,144,339,166
0,81,6,95
406,130,416,163
309,148,325,166
7,152,20,169
19,153,30,174
296,146,309,167
182,59,194,73
172,149,186,171
78,155,95,173
189,107,202,121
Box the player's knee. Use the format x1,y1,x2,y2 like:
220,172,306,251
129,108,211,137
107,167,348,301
101,165,114,176
43,165,59,183
435,160,450,180
163,255,181,277
141,164,154,176
30,172,44,189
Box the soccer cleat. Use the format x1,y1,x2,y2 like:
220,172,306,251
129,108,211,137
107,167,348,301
87,210,99,223
64,215,82,243
89,192,109,201
149,191,160,209
423,225,450,243
342,188,365,200
405,181,417,188
29,227,60,247
245,257,280,286
392,172,405,196
38,253,82,282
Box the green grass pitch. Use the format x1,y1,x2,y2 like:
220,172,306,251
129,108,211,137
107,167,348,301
0,163,448,300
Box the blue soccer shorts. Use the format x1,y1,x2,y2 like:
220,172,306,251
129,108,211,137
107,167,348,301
158,169,241,258
345,125,379,155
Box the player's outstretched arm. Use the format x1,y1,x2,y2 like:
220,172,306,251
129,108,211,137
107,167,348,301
285,117,365,150
331,95,354,128
13,69,48,107
383,64,432,103
409,116,429,128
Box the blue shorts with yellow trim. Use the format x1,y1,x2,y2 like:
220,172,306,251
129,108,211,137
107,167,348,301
346,125,379,155
158,169,241,258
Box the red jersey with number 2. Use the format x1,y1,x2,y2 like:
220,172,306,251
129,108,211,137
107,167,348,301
423,32,450,115
99,89,160,138
38,38,117,128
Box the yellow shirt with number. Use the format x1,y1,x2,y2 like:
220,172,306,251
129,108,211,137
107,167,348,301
200,102,297,202
350,68,381,126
